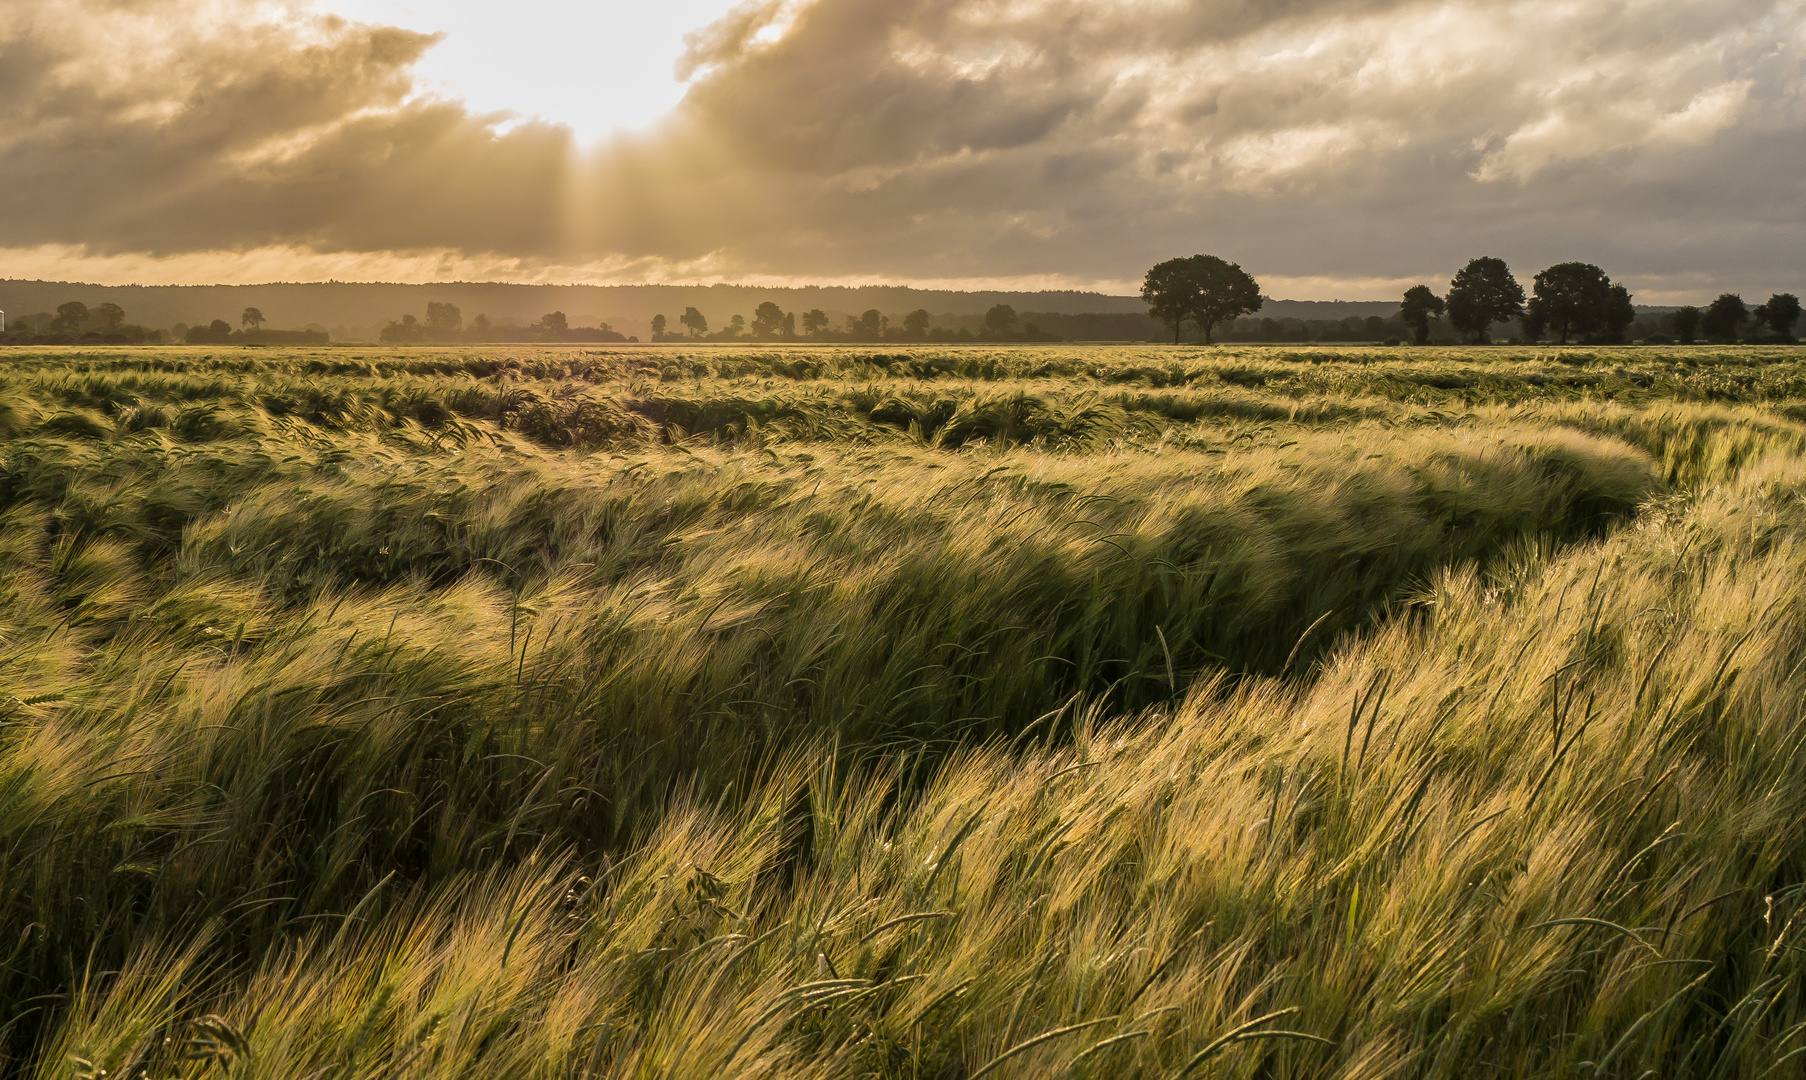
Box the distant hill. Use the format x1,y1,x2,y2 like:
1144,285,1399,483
0,279,1435,342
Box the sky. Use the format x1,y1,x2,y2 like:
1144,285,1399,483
308,0,745,140
0,0,1802,300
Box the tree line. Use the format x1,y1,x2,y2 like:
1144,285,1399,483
1142,254,1802,346
0,302,330,344
1397,259,1800,345
0,300,164,344
182,307,326,344
378,304,631,344
649,302,1060,342
9,272,1798,351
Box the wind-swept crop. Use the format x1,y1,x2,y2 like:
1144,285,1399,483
3,343,1806,1077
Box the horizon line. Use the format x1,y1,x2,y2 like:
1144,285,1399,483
1,277,1422,305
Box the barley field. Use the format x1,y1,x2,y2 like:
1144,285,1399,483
4,343,1806,1078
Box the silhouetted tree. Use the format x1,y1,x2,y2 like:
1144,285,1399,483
680,307,708,338
1601,285,1636,343
1141,255,1262,344
1399,285,1446,345
1445,257,1524,343
188,318,235,343
1142,265,1191,343
1524,262,1634,344
751,302,789,338
241,307,265,331
651,314,667,339
903,309,931,336
1701,294,1748,343
1671,306,1702,344
50,301,89,333
425,302,462,331
538,311,569,336
728,314,746,337
93,302,126,332
801,309,829,336
1754,293,1802,339
983,305,1019,337
380,313,424,342
473,313,492,333
859,309,883,337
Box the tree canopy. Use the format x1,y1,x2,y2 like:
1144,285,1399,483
1523,263,1634,344
50,301,88,333
1701,294,1748,343
1141,255,1262,344
983,305,1019,335
1399,285,1446,345
1445,258,1525,344
93,302,126,332
751,302,789,338
425,303,461,331
1671,306,1702,344
1754,293,1802,339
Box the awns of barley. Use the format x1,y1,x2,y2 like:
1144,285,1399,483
2,343,1806,1078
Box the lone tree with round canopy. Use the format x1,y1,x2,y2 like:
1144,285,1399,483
1399,285,1446,345
1523,262,1635,344
241,307,265,331
1444,257,1525,344
1141,255,1262,344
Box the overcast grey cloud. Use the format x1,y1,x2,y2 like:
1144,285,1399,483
0,0,1800,296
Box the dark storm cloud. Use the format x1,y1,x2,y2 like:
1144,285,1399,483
2,0,1802,294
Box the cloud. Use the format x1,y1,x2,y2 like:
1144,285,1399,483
0,0,574,254
1,0,1802,296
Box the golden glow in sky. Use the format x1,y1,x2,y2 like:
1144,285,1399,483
309,0,745,140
